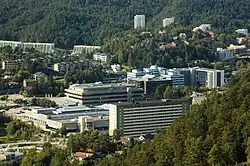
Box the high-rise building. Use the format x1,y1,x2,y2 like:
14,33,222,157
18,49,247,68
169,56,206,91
163,17,175,27
134,15,145,29
109,99,191,137
65,83,144,105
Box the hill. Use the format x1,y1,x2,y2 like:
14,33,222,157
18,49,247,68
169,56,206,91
0,0,167,48
98,67,250,165
152,0,250,32
0,0,249,48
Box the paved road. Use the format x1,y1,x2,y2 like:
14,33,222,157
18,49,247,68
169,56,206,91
0,141,61,148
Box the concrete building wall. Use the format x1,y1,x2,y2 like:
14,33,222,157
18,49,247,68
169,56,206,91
109,99,190,137
134,15,145,29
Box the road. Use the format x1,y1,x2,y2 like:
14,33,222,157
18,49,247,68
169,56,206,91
0,140,63,148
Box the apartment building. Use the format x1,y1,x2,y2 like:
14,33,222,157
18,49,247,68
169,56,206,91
0,40,54,53
65,83,143,105
73,45,101,54
163,17,175,27
109,99,191,137
2,60,22,70
23,42,55,53
93,53,107,62
0,40,23,49
134,15,145,29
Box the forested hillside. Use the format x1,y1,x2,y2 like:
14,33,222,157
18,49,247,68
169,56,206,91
0,0,166,48
0,0,249,48
153,0,250,31
97,67,250,165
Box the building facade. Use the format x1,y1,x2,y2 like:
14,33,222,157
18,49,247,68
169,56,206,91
0,40,54,53
216,48,234,61
109,99,191,137
2,60,23,70
23,42,55,53
73,45,101,54
134,15,145,29
65,83,144,105
93,53,107,62
163,17,175,27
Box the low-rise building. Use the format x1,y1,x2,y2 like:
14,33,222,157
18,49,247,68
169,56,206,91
0,152,23,163
93,53,107,62
6,105,109,131
73,45,101,54
109,99,191,137
111,64,121,73
65,83,143,105
0,40,23,49
190,92,206,105
216,48,234,61
2,60,23,70
163,17,175,27
53,62,67,73
235,29,248,37
23,42,55,53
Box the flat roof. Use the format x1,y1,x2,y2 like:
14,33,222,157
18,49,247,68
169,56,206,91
67,83,137,90
111,98,190,107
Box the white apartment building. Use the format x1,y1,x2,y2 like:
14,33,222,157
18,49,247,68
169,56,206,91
109,99,191,137
65,83,144,105
73,45,101,54
93,53,107,62
0,40,54,53
23,42,55,53
0,40,23,50
163,17,175,27
134,15,145,29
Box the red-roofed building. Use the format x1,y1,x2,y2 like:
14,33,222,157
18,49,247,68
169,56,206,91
8,82,19,86
74,152,94,160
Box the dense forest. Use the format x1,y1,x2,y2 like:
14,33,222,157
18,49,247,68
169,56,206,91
97,66,250,165
0,0,249,48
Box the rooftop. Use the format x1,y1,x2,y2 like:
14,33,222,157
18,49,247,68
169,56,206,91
67,83,137,90
111,98,190,107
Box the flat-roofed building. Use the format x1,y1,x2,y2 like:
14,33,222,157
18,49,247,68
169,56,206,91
163,17,175,27
196,68,224,89
73,45,101,54
128,77,172,97
6,105,109,131
109,99,191,137
2,60,23,70
78,116,108,132
0,40,23,50
134,15,145,29
65,83,143,105
23,42,54,53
